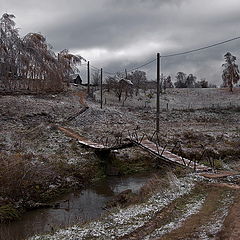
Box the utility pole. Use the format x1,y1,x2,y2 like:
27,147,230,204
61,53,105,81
87,61,90,95
100,68,103,109
125,69,127,79
156,53,160,133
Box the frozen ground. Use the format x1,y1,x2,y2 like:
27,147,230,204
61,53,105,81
94,87,240,110
1,87,240,239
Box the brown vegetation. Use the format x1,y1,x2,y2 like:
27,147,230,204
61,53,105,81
106,174,169,208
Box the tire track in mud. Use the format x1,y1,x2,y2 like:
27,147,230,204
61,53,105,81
118,184,206,240
215,192,240,240
118,184,236,240
155,185,236,240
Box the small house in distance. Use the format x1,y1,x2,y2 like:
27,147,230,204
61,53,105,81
70,74,82,85
119,78,133,86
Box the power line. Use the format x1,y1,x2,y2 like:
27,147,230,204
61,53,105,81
89,64,99,71
90,67,100,72
79,63,87,67
161,36,240,58
103,71,116,75
89,64,114,75
90,64,117,75
126,58,156,72
99,58,156,76
82,36,240,76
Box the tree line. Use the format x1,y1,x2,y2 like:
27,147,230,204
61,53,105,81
95,51,240,103
92,69,216,102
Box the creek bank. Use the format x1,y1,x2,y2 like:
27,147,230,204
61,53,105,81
29,175,240,240
29,173,199,240
0,142,159,224
0,172,159,240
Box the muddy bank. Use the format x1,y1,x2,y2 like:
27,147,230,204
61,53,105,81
0,172,158,240
29,174,240,240
0,144,158,223
29,173,198,240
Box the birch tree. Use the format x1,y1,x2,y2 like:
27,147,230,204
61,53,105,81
222,52,239,92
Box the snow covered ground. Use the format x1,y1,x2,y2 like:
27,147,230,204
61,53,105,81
94,88,240,110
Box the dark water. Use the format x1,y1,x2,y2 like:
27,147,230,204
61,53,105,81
0,173,153,240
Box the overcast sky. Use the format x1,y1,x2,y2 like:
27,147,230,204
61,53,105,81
1,0,240,84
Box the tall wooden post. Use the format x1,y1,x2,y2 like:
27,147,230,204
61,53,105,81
156,53,160,133
125,69,127,79
87,61,90,95
100,68,103,109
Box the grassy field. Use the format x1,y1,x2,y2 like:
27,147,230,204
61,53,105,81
1,86,240,239
94,87,240,110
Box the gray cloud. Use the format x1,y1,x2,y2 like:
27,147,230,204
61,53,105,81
1,0,240,84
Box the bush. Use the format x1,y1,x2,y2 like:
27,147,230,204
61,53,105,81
0,153,56,202
0,204,20,223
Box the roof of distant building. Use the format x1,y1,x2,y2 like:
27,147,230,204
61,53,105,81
70,74,81,80
119,78,133,85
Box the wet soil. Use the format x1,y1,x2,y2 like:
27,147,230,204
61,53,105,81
118,183,239,240
216,192,240,240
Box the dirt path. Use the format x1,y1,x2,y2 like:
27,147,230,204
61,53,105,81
65,90,89,122
74,90,88,107
157,186,234,240
118,183,238,240
57,126,107,149
215,192,240,240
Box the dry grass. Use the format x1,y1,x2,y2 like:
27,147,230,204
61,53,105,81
0,153,56,202
138,174,169,201
106,173,171,209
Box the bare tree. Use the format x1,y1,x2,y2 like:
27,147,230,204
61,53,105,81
186,74,196,88
105,76,116,92
92,70,101,86
105,74,132,102
174,72,197,88
222,52,240,92
174,72,187,88
195,78,208,88
161,75,173,93
128,70,147,96
112,72,125,102
0,13,83,93
0,13,20,80
115,79,124,102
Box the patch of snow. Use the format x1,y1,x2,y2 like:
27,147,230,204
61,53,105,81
144,196,206,240
30,174,199,240
197,192,234,240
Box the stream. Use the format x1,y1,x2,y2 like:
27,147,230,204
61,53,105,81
0,172,155,240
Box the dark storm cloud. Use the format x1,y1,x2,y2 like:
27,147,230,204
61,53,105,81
44,0,188,50
1,0,240,84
